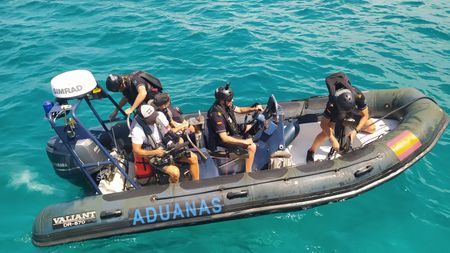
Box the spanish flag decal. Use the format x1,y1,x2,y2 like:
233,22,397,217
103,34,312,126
387,130,422,161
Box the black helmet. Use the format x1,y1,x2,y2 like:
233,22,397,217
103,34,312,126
106,74,124,92
215,82,234,102
335,89,355,112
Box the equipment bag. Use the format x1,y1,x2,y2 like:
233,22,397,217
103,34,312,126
137,71,163,91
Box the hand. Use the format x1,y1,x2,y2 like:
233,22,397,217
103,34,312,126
254,104,263,111
154,147,166,157
182,121,189,130
109,110,118,121
125,107,134,115
330,138,340,151
243,138,254,147
348,129,358,144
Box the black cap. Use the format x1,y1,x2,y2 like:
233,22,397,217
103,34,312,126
138,105,159,125
106,74,123,92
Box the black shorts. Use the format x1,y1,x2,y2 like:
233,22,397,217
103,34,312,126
152,164,170,174
218,137,248,155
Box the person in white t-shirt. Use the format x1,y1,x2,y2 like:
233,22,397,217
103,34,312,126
129,105,180,183
130,105,199,183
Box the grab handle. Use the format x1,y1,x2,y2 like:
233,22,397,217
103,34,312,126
227,190,248,199
100,209,122,220
354,165,374,178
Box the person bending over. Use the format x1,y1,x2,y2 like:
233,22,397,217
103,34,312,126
106,70,163,119
307,73,376,163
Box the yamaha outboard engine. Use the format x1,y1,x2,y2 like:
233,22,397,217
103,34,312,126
46,136,108,186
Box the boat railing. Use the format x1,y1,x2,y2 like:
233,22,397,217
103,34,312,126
44,84,140,194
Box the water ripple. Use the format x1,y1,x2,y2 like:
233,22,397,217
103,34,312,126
0,0,449,252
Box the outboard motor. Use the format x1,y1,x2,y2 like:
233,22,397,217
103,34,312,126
46,136,108,186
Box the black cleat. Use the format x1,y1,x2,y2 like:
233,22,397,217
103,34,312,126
306,150,315,163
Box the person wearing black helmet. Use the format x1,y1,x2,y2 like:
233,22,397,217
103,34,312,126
207,83,263,173
106,71,163,120
306,73,376,163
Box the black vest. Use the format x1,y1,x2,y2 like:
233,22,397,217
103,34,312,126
135,116,163,150
206,102,240,150
126,71,163,104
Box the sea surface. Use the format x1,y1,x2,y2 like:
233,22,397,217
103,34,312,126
0,0,449,252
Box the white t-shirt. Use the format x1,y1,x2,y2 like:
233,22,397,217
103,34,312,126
155,112,170,135
129,113,169,147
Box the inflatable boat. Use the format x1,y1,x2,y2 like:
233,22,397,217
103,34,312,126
32,70,448,246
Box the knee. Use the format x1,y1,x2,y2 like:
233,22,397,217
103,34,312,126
319,118,329,130
189,152,198,164
365,124,376,134
364,119,376,134
248,143,256,153
167,166,180,179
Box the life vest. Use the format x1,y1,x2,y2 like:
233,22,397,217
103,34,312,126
206,102,241,150
134,155,153,178
130,71,163,102
133,116,165,178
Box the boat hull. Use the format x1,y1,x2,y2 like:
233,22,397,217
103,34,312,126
32,88,448,246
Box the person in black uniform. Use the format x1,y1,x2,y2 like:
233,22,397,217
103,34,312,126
306,73,376,163
207,83,262,173
106,70,163,119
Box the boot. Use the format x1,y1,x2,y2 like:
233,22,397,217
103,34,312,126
306,150,315,163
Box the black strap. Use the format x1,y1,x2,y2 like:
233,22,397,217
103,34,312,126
327,122,352,159
137,71,163,91
163,107,173,122
135,116,158,150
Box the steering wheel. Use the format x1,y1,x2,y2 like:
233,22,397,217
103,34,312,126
244,109,261,126
245,108,267,138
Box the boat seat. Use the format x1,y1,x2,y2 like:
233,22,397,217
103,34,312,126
197,148,220,179
206,147,247,176
208,147,249,160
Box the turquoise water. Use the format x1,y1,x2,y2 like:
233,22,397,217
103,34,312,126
0,0,449,252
